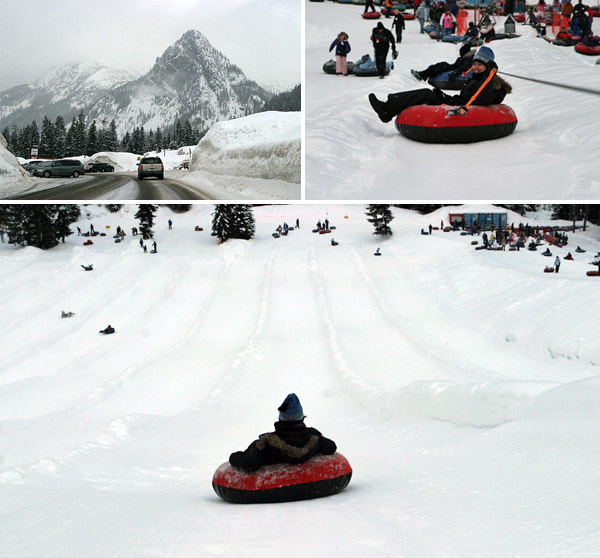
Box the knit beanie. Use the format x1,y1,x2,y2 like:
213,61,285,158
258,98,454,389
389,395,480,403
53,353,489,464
473,46,495,66
278,393,304,422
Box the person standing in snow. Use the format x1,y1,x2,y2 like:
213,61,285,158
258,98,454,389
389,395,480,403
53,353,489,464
555,256,561,273
364,0,377,13
392,11,406,43
296,218,300,228
152,241,157,252
371,22,397,79
168,219,173,230
416,2,427,34
329,32,352,76
229,394,337,473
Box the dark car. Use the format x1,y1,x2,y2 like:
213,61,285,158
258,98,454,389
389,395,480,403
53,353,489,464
32,159,85,178
137,156,164,180
22,160,46,174
88,162,114,173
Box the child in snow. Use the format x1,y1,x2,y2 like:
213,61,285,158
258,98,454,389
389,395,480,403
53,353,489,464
329,32,352,76
229,394,337,473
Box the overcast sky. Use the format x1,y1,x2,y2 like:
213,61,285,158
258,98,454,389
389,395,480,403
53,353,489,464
0,0,301,91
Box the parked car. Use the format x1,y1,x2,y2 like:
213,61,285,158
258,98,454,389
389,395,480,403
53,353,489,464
137,156,164,180
22,160,46,174
32,159,85,178
87,162,114,173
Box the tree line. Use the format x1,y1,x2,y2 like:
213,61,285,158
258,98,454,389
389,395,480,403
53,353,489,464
2,112,202,160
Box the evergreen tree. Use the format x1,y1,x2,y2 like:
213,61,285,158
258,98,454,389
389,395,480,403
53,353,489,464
54,205,81,243
183,120,194,145
140,126,146,154
74,110,87,155
9,125,18,156
175,120,183,147
107,119,119,152
54,116,66,158
65,117,77,156
30,120,40,153
86,120,98,156
155,127,163,152
146,130,155,153
105,204,123,213
121,131,132,152
135,204,158,239
166,204,192,213
366,205,394,236
40,116,56,157
2,205,63,249
211,205,255,242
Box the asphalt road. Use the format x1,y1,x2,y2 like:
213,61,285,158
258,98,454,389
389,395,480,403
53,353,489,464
6,172,216,200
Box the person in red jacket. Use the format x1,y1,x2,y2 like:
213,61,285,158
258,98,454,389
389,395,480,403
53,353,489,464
229,393,337,472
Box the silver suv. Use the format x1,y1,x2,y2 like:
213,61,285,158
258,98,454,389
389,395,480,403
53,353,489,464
32,159,85,178
137,156,164,180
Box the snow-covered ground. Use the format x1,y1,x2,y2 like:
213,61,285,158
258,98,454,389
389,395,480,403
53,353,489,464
305,1,600,199
1,204,599,558
0,111,301,199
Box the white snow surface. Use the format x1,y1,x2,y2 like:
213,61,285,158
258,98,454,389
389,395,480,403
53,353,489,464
191,111,301,184
305,1,600,199
0,204,599,558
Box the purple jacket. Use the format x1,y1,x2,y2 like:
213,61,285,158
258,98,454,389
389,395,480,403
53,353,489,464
329,38,351,57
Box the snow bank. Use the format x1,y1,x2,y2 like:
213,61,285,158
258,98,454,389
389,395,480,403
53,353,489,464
89,152,142,172
0,133,36,195
190,111,301,183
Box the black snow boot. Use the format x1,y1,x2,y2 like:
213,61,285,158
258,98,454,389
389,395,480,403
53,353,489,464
411,69,425,81
368,94,393,123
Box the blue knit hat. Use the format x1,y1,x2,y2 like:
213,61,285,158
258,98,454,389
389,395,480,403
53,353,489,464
473,46,495,67
278,393,304,421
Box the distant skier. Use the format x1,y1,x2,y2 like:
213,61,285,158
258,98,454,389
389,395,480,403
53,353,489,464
228,393,337,473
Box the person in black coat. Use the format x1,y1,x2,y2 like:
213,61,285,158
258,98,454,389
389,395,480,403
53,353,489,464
371,22,397,78
369,46,512,123
364,0,377,13
392,12,406,43
411,43,474,81
229,393,337,473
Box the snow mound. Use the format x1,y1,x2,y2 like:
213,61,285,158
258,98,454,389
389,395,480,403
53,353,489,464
190,111,300,183
0,133,30,180
90,152,142,172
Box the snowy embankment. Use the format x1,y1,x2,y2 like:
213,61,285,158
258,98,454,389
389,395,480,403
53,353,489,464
305,1,600,199
0,204,599,558
190,111,301,184
0,133,35,191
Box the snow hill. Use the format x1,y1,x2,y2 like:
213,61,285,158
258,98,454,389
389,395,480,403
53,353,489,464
305,1,600,199
0,204,599,558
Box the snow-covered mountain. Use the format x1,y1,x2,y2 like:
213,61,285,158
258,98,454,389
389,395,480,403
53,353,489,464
0,61,142,129
87,30,271,136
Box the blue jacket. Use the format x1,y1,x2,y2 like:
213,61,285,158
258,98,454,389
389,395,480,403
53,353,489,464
330,39,351,57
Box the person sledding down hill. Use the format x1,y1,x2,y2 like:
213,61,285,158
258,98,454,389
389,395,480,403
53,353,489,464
99,325,115,334
368,46,512,123
411,43,475,82
229,393,337,473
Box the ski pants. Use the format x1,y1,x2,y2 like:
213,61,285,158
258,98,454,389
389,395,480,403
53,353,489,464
336,55,348,75
374,45,390,76
386,88,456,116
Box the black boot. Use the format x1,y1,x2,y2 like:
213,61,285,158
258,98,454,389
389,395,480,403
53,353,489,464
368,94,393,123
411,69,425,81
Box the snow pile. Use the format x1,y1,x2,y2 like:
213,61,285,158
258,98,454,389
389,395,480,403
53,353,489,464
89,151,142,172
142,147,196,170
190,111,301,183
0,133,35,189
305,1,600,199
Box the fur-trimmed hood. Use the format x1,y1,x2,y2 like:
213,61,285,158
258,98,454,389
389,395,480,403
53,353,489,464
493,75,512,95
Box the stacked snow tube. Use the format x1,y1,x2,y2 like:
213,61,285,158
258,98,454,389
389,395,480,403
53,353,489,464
395,104,518,144
513,13,526,22
427,69,470,90
322,59,356,74
212,453,352,504
403,13,416,20
575,42,600,55
362,11,381,19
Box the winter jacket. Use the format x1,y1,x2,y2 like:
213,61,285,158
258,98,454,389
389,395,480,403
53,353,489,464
229,421,337,472
371,27,396,51
330,38,351,57
442,13,454,29
392,14,406,30
416,4,427,19
448,62,513,106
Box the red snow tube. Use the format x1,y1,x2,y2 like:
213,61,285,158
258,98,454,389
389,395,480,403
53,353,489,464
544,266,555,273
574,42,600,55
362,11,381,19
395,104,518,143
403,13,416,20
212,453,352,504
587,271,599,276
513,13,525,22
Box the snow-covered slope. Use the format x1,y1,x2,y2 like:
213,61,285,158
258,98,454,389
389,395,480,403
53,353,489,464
0,132,34,190
305,1,600,199
0,204,598,558
190,111,301,183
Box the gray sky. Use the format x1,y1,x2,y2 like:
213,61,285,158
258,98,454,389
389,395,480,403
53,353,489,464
0,0,301,91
